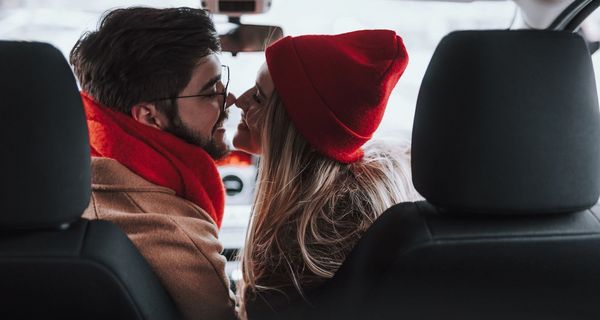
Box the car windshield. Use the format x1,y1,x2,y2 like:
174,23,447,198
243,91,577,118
0,0,518,138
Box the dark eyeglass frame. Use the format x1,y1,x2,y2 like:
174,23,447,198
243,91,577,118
151,65,230,111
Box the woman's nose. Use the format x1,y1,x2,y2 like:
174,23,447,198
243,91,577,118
234,97,248,111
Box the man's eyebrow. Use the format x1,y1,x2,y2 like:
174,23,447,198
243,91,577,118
198,74,221,93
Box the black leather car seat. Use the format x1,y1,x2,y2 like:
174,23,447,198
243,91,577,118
0,41,181,320
299,30,600,320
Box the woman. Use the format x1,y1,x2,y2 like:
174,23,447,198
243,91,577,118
232,30,421,318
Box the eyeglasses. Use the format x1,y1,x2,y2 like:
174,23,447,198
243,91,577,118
152,65,230,111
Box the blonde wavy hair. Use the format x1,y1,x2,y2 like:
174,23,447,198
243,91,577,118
240,91,421,310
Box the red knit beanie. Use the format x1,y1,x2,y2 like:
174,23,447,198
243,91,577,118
265,29,408,163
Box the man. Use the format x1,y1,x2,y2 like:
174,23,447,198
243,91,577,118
69,7,237,319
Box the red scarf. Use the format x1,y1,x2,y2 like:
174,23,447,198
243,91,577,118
81,92,225,228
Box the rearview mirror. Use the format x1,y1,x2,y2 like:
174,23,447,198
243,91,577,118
219,24,284,56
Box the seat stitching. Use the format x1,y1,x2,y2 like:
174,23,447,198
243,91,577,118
431,232,600,242
589,207,600,225
415,201,434,240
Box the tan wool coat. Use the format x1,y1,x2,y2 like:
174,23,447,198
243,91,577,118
82,157,237,320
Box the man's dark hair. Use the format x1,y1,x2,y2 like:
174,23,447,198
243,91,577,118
69,7,220,116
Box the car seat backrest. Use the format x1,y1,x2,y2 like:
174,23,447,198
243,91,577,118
0,41,180,320
0,41,91,229
412,30,600,214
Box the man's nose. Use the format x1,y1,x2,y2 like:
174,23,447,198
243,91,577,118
224,92,236,109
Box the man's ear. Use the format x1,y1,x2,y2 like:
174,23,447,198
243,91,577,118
131,103,167,130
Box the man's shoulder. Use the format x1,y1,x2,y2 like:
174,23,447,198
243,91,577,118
87,157,217,226
90,157,175,193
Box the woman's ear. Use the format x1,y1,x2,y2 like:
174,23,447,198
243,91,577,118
131,103,167,130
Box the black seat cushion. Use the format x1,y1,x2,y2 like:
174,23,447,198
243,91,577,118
311,202,600,320
0,220,181,319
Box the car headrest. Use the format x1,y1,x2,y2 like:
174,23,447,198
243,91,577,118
412,30,600,214
0,41,91,229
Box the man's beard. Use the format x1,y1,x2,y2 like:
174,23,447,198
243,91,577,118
165,109,230,160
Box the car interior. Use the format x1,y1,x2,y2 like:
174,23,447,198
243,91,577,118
0,0,599,319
